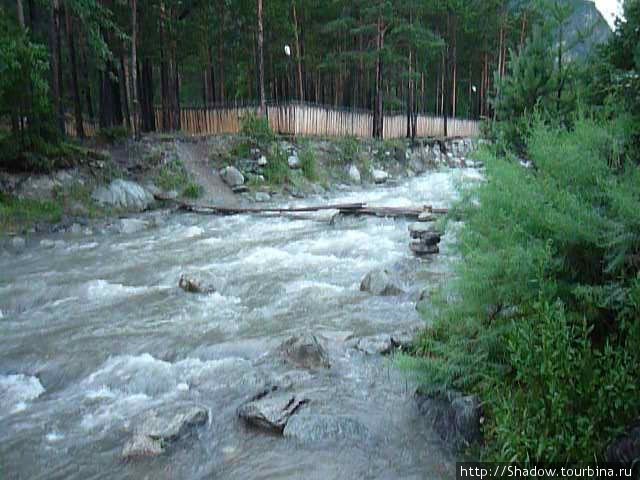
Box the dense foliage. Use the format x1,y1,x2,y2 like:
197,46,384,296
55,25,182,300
402,0,640,462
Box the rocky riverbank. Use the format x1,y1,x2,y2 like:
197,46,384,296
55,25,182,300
0,133,479,247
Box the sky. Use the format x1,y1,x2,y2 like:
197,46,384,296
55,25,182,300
594,0,624,29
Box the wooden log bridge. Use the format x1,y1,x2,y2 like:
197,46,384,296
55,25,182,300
155,194,448,219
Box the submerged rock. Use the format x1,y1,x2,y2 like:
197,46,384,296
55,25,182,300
277,334,330,369
237,387,310,433
283,414,370,443
349,332,414,355
360,269,404,296
92,179,154,211
178,274,216,294
122,404,208,459
416,391,482,449
116,218,149,235
10,236,26,253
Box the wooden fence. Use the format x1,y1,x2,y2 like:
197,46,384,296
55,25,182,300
157,102,480,138
66,102,480,139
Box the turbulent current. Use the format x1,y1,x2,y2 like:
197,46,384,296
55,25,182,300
0,168,481,480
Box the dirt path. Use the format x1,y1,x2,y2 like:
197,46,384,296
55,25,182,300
175,140,241,207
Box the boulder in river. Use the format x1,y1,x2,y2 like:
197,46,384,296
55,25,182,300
122,404,209,459
220,166,245,187
349,332,415,355
416,391,482,449
360,269,404,296
178,274,216,294
283,414,370,443
371,169,389,184
237,386,310,433
10,236,26,253
116,218,149,235
91,179,154,212
277,334,330,369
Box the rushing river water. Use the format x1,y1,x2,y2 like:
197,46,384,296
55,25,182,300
0,168,481,480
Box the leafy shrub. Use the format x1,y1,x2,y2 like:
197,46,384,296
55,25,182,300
337,136,359,165
299,146,317,181
182,182,202,198
155,157,190,192
240,112,275,147
97,126,129,144
264,145,289,184
401,116,640,461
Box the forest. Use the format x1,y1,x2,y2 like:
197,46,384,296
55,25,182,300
0,0,610,159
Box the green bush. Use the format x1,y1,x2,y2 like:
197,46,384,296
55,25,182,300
264,145,289,184
401,116,640,461
182,182,202,198
155,157,190,192
240,112,275,147
299,146,317,181
97,126,129,144
337,136,359,165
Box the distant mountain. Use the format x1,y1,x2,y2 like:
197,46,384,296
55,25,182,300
564,0,612,59
509,0,612,59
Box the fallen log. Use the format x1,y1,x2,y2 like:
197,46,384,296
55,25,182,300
153,193,448,218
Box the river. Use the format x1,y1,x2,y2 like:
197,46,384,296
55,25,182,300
0,167,481,480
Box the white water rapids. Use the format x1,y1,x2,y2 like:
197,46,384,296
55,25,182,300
0,168,482,479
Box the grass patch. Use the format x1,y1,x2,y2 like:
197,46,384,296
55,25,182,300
155,157,190,192
182,182,203,198
52,181,105,218
299,146,317,181
0,192,62,232
97,126,129,144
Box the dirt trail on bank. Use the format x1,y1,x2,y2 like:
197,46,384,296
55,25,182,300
176,141,241,207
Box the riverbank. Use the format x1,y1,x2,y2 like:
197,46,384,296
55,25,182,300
0,133,479,251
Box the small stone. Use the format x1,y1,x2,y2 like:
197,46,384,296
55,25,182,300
278,334,330,369
69,223,82,234
371,169,389,184
418,211,436,222
11,236,26,252
178,274,216,294
40,239,56,249
410,242,439,255
255,192,270,202
258,156,268,166
122,435,164,459
288,155,300,169
237,387,310,433
116,218,148,235
348,164,361,184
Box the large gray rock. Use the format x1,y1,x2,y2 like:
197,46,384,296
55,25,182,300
349,332,414,355
278,334,330,369
237,387,310,433
254,191,271,202
347,164,361,184
220,166,245,187
122,404,208,459
360,269,404,296
92,179,154,211
283,414,370,443
416,391,482,449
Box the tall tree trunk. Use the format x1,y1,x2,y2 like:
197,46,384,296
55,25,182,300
65,7,84,138
16,0,25,29
140,59,155,131
292,1,304,101
49,0,64,135
373,14,384,138
120,54,131,130
80,36,94,119
217,0,225,102
257,0,266,114
130,0,139,137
